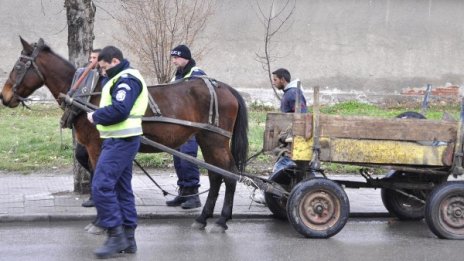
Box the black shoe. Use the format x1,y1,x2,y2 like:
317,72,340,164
121,227,137,254
180,187,202,209
82,198,95,208
94,226,129,259
166,187,186,207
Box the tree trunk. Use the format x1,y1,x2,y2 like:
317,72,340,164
65,0,96,68
65,0,96,193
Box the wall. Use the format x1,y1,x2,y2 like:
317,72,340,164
1,0,464,105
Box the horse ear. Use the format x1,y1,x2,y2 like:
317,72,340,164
19,36,33,54
38,38,44,47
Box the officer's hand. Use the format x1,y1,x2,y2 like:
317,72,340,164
87,112,94,124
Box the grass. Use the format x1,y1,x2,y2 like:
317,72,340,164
0,101,460,174
0,104,74,172
318,100,460,120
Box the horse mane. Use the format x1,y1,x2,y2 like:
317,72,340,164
39,44,76,70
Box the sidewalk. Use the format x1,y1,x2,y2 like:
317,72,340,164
0,168,389,222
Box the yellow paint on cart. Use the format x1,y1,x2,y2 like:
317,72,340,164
292,136,314,161
292,136,448,166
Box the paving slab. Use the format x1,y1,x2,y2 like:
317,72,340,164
0,168,402,222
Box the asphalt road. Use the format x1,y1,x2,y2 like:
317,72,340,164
0,218,461,261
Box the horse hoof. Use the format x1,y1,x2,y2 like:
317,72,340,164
208,223,226,233
191,221,206,230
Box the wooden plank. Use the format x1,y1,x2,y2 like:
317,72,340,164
263,113,293,151
292,114,457,142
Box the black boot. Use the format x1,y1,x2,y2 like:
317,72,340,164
81,197,95,207
166,187,186,207
181,187,202,209
121,226,137,254
94,225,129,259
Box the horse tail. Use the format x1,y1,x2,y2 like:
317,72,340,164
228,86,249,173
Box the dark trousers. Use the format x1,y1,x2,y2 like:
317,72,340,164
92,136,140,229
173,136,200,188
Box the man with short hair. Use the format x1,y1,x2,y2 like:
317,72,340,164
87,45,148,258
165,44,204,209
252,68,308,204
271,68,307,113
77,48,102,209
272,68,307,173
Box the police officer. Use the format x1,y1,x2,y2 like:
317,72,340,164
87,46,148,258
165,44,204,209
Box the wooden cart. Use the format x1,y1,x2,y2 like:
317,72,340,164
65,90,464,239
263,88,464,239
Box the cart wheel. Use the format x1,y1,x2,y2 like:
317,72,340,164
381,171,426,220
425,181,464,239
381,112,428,219
264,167,294,220
287,178,350,238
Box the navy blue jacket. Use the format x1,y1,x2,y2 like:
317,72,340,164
281,80,308,113
92,59,143,126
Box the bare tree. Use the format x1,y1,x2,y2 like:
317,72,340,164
64,0,96,193
252,0,295,100
117,0,215,84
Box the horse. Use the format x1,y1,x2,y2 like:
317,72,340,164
1,37,249,232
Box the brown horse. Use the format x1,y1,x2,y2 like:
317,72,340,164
1,37,248,232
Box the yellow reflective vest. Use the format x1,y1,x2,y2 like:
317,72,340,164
171,66,202,82
96,69,148,138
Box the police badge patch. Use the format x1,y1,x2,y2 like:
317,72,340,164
116,90,126,101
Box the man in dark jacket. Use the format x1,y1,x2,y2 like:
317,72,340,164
165,44,204,209
272,68,307,113
252,68,308,204
76,48,101,209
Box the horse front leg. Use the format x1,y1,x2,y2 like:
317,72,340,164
209,177,236,233
192,172,223,229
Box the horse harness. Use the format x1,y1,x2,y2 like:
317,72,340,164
142,76,230,138
9,38,45,106
64,74,232,138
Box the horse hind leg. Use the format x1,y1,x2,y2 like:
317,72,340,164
194,134,238,232
192,172,223,229
208,177,236,233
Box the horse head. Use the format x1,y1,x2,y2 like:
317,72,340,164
1,37,47,108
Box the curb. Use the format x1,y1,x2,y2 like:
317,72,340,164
0,212,390,223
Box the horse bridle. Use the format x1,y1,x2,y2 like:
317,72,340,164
9,38,45,106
